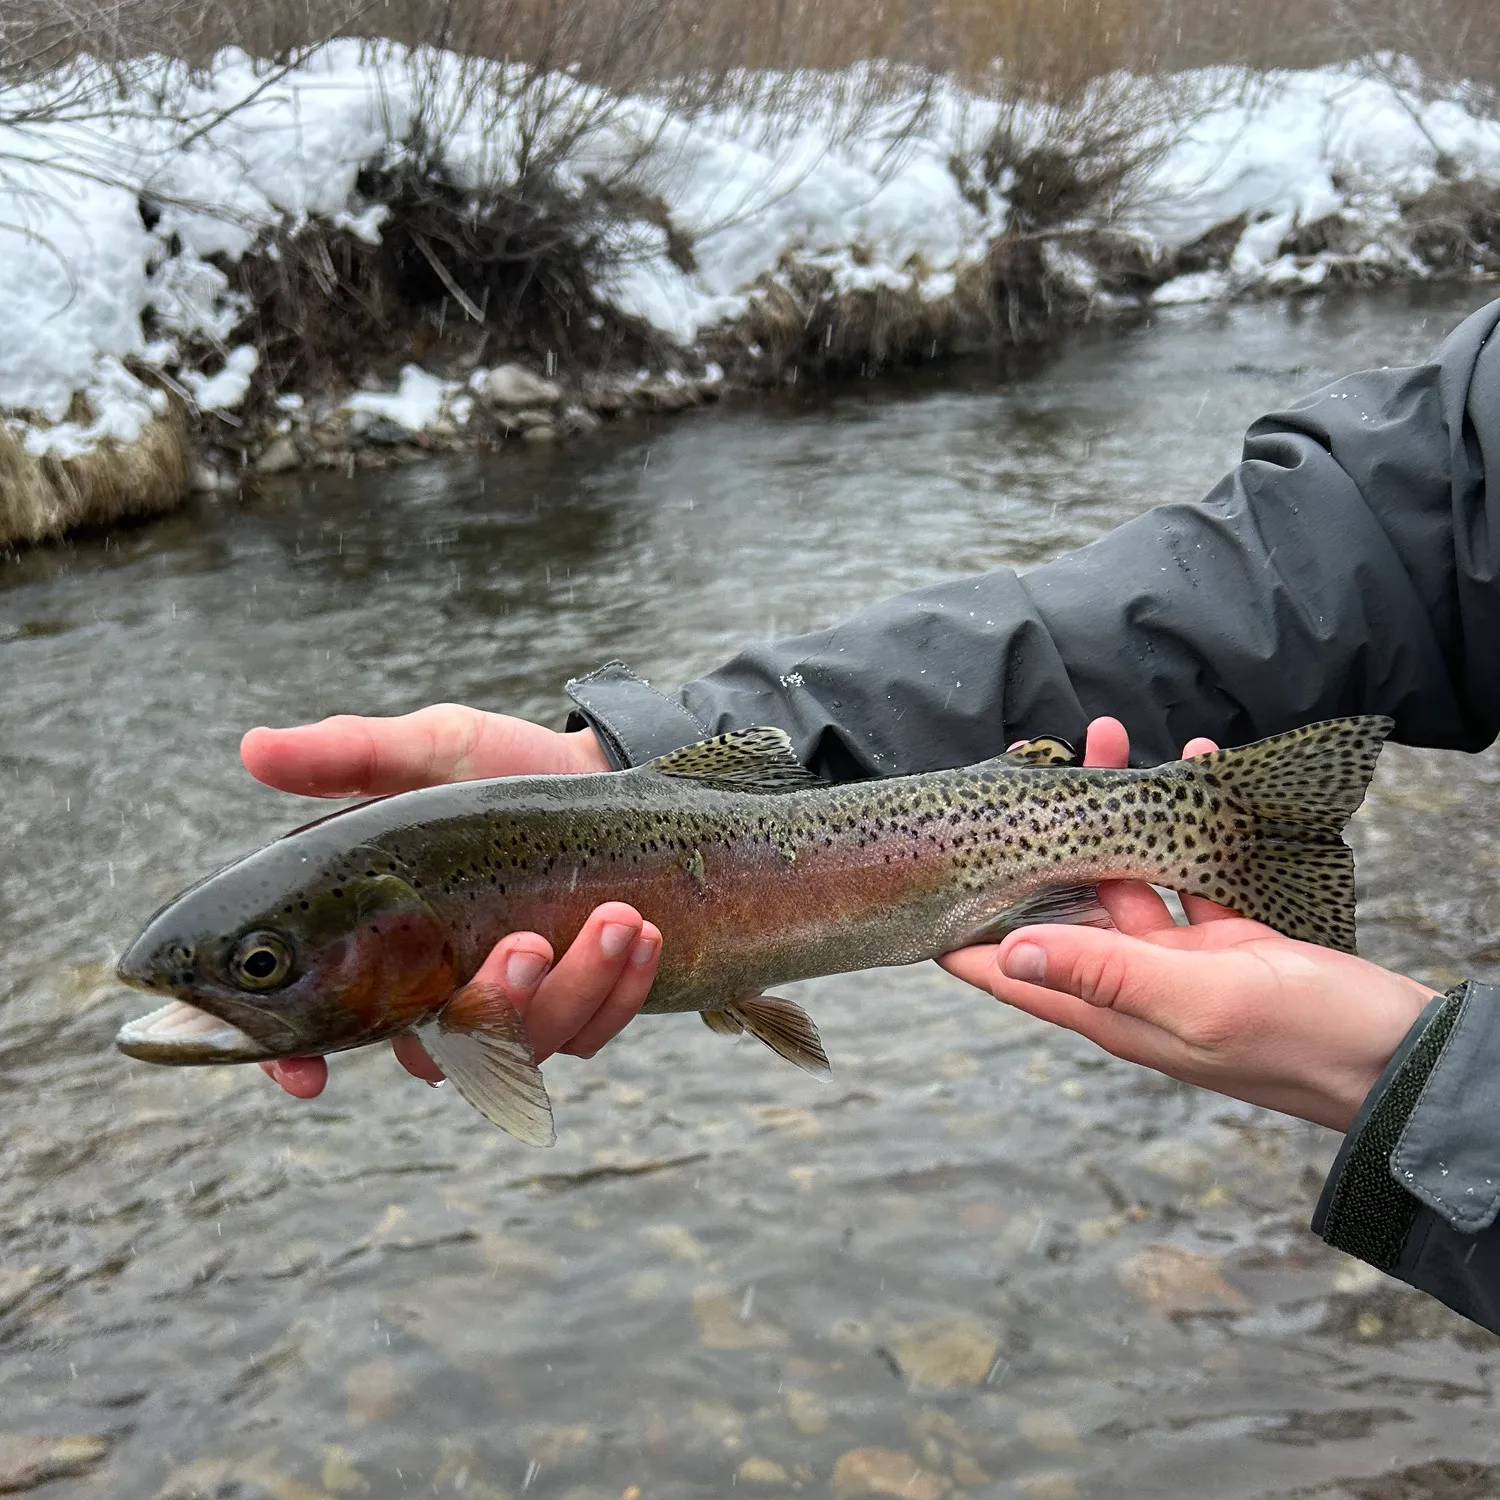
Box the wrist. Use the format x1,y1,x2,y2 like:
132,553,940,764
1318,976,1441,1134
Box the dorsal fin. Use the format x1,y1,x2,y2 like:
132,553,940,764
644,728,822,793
1002,735,1079,767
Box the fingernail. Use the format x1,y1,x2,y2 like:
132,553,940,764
505,951,549,990
600,921,635,958
1003,942,1047,984
630,934,656,966
427,1077,446,1088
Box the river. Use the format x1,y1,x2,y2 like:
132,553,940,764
4,284,1500,1500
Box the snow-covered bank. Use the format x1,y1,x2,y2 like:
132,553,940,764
3,45,1500,542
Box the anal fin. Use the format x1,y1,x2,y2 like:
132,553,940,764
418,981,556,1147
703,995,831,1078
960,884,1113,947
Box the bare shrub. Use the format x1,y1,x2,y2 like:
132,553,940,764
1400,180,1500,273
1328,0,1500,117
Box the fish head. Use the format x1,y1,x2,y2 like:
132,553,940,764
115,838,458,1065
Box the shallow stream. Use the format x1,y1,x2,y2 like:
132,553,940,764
5,284,1500,1499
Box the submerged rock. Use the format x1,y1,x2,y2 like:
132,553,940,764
1116,1244,1248,1316
738,1456,790,1485
889,1319,998,1388
1015,1470,1081,1500
831,1447,948,1500
344,1357,411,1425
1018,1408,1083,1455
691,1286,788,1350
0,1434,113,1492
785,1388,829,1435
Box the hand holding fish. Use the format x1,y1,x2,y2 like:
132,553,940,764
238,704,656,1098
942,719,1438,1134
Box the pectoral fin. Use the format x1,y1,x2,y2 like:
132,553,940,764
702,995,831,1078
701,1007,746,1040
418,981,556,1146
960,884,1112,946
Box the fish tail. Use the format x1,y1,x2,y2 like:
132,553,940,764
1184,715,1394,952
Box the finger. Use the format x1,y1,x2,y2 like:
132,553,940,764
518,903,644,1063
466,930,557,1027
259,1056,328,1097
1181,893,1243,924
1095,879,1177,935
1082,717,1129,769
1175,736,1234,923
991,922,1210,1030
939,946,1184,1072
392,1032,446,1085
559,923,661,1058
240,704,489,798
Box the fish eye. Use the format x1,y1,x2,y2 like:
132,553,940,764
229,931,294,991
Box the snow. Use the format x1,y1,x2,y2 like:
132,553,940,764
182,345,260,411
1152,270,1232,305
2,47,1499,454
344,365,456,432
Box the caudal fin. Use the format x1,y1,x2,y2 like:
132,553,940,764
1185,715,1393,953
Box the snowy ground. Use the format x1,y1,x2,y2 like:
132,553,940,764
3,45,1500,457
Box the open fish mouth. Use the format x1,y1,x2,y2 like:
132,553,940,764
115,1000,280,1064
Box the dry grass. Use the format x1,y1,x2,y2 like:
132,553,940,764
3,0,1495,93
0,411,191,549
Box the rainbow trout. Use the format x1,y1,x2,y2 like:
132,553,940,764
116,715,1392,1144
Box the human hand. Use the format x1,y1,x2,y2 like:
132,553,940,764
239,704,658,1099
940,718,1437,1132
240,701,610,797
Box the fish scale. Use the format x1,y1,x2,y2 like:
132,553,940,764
114,715,1393,1144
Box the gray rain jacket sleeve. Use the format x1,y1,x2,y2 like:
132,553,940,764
561,297,1500,1333
1315,982,1500,1336
565,297,1500,776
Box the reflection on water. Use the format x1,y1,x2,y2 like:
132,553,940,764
3,284,1499,1500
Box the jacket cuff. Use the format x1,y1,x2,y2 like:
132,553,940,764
1391,980,1500,1231
563,660,710,770
1313,984,1467,1270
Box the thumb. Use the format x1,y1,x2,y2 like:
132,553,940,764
997,924,1194,1022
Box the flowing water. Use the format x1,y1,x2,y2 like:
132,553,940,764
5,284,1500,1500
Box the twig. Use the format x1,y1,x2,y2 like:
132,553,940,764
411,229,486,321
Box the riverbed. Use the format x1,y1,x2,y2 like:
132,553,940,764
4,284,1499,1500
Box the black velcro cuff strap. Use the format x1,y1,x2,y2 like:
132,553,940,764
1316,983,1467,1273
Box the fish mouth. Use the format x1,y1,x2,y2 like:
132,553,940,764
115,930,302,1064
115,999,281,1064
